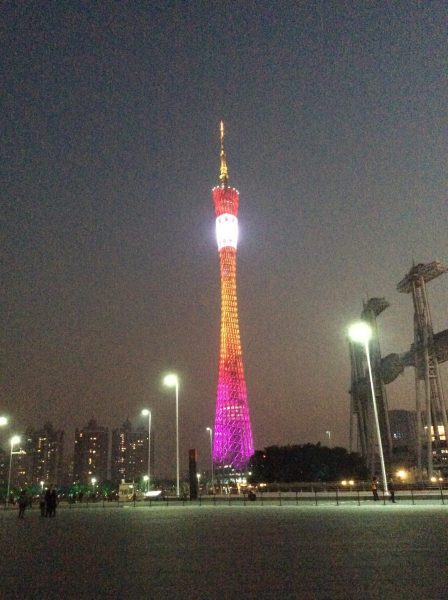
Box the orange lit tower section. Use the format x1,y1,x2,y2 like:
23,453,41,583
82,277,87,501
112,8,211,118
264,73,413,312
212,122,254,478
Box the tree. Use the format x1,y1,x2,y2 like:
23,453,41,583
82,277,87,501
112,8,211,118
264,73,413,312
249,443,368,483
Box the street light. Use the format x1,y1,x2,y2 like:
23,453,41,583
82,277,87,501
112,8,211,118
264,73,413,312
325,430,331,446
6,435,21,509
143,474,149,493
163,373,179,497
91,477,97,496
348,321,389,496
206,427,214,492
0,416,8,427
141,409,152,490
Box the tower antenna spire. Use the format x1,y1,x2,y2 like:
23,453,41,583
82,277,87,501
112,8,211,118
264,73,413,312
219,120,229,185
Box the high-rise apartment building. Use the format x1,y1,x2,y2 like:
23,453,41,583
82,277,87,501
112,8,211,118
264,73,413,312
111,419,152,483
24,422,64,485
1,423,64,489
73,419,109,484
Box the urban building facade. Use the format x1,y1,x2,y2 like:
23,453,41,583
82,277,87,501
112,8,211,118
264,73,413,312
111,419,151,483
0,422,64,489
24,422,64,485
73,419,108,484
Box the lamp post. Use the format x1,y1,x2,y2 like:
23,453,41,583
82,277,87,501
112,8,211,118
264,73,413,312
6,435,21,509
143,474,149,493
163,373,179,497
325,430,331,446
348,321,389,495
91,477,97,497
141,409,152,490
206,427,214,492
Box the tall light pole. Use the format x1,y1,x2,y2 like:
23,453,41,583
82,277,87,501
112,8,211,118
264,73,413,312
141,409,152,490
348,321,389,495
206,427,214,492
6,435,21,509
164,373,179,497
325,430,331,446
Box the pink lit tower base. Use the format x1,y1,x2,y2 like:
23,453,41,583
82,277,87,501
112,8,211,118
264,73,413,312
212,122,254,481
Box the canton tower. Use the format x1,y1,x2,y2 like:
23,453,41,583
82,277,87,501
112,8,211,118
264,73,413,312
212,122,254,478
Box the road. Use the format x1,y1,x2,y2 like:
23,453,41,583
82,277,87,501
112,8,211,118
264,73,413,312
2,504,447,599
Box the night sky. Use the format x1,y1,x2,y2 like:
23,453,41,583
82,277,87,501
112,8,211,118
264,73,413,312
3,2,447,477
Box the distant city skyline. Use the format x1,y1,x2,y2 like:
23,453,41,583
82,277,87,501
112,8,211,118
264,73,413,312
2,3,447,477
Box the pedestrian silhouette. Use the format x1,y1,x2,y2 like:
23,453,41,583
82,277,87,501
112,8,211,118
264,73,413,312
18,490,28,518
45,487,52,516
371,476,379,501
40,491,46,516
388,476,396,503
48,488,57,517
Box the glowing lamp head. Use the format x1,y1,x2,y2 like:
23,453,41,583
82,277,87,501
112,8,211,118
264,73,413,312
164,373,178,387
11,435,20,446
0,416,8,426
91,477,97,485
348,321,372,345
206,427,212,434
143,475,149,481
141,409,150,417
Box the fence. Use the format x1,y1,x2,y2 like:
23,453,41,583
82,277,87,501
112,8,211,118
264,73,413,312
3,485,446,511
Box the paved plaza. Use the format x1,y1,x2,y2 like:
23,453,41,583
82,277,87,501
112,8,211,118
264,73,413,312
2,504,447,600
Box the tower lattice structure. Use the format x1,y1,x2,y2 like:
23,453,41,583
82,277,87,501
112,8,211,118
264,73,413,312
397,261,448,477
212,122,254,478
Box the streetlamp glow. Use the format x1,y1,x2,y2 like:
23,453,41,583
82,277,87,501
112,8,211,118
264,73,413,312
141,409,152,490
0,416,8,427
206,427,214,492
164,373,180,497
6,436,21,509
163,374,178,387
348,321,389,496
348,321,372,345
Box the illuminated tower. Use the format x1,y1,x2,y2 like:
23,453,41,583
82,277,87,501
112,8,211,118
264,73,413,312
212,122,254,479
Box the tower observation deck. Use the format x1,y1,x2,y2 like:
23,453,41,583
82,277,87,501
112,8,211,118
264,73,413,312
212,122,254,479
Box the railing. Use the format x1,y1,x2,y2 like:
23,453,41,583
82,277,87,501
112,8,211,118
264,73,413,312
3,485,446,511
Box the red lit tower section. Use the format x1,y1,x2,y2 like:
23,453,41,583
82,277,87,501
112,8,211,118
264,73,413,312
212,122,254,477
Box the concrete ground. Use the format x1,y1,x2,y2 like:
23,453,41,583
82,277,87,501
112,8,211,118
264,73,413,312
2,504,447,600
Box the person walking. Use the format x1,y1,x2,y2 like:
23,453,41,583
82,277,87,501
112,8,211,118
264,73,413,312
18,490,28,519
45,487,52,517
371,476,379,501
39,491,46,516
388,476,396,503
48,487,57,517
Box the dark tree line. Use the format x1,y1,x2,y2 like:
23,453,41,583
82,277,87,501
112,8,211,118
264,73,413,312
249,443,368,483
